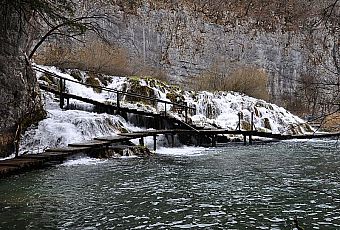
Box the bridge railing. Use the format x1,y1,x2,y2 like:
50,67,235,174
235,111,256,131
33,66,196,121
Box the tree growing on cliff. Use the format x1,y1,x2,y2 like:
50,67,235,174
293,0,340,128
0,0,107,157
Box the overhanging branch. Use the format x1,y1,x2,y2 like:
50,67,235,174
28,15,106,59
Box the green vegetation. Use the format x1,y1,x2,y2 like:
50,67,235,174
241,121,252,131
126,79,156,106
85,74,102,93
38,74,55,86
70,70,82,82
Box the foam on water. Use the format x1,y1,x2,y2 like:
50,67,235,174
1,141,339,229
156,146,207,156
61,157,107,166
19,108,138,154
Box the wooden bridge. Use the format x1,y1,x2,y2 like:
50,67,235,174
34,66,198,131
1,66,339,178
1,128,339,178
33,65,340,147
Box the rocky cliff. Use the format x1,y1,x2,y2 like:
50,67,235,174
96,3,309,104
0,3,44,157
37,1,338,112
33,0,339,116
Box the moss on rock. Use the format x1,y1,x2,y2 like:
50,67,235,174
241,121,252,131
39,74,55,86
70,70,82,82
85,73,102,93
263,118,271,130
126,78,156,106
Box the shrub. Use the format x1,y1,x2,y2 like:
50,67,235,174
225,67,269,100
130,64,169,83
34,40,169,82
320,112,340,132
190,65,269,100
35,41,133,77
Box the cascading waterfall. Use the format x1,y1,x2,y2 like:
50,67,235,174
19,109,137,154
185,91,312,134
21,64,313,155
19,89,139,154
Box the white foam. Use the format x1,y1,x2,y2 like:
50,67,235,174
19,109,136,154
61,157,107,166
156,146,207,156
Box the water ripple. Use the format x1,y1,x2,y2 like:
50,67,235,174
0,141,339,229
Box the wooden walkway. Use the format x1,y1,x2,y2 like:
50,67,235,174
0,135,140,178
1,129,339,178
2,67,338,178
35,66,198,131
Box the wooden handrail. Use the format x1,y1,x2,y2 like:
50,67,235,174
33,66,196,112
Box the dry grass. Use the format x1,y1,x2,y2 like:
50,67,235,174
190,65,269,100
34,41,169,82
35,41,132,76
321,112,340,132
129,62,169,83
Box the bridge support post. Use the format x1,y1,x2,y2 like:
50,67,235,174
116,92,120,110
155,116,161,130
153,135,157,151
139,137,144,146
212,134,217,147
66,97,69,109
164,102,167,116
184,102,188,123
243,134,247,145
59,78,64,109
251,112,254,131
199,134,203,146
171,134,175,147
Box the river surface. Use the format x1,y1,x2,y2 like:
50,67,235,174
0,140,339,229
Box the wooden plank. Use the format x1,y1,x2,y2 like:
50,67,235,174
42,152,70,156
118,133,151,138
0,158,45,170
94,136,134,142
18,153,72,161
0,158,44,165
45,146,91,153
18,154,51,159
291,132,340,139
68,140,110,148
117,130,199,139
40,152,73,161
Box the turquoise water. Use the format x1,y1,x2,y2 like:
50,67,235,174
0,141,339,229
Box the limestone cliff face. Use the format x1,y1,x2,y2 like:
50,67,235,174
99,3,316,104
0,4,44,157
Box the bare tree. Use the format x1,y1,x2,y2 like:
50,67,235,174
0,0,111,157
